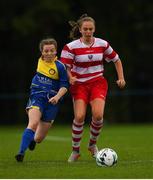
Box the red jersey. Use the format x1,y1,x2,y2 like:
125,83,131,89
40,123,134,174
60,37,119,83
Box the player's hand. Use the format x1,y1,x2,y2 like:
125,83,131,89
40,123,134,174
48,95,60,104
69,76,77,85
116,79,126,89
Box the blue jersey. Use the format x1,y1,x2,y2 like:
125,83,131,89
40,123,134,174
30,59,69,96
26,58,69,121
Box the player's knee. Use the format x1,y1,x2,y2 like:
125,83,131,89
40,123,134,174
93,114,103,121
27,122,38,131
35,136,44,143
75,114,85,123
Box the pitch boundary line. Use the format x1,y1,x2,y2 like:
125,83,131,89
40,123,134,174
120,159,153,164
45,135,71,142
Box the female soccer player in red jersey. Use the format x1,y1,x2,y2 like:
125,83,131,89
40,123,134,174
15,38,68,162
60,14,126,162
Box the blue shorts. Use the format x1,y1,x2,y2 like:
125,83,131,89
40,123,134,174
26,92,60,122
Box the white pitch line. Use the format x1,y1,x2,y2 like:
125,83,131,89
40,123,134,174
120,159,153,164
45,135,71,142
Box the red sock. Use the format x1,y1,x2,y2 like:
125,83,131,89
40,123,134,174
72,120,84,152
89,119,103,146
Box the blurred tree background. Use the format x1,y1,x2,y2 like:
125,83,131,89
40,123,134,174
0,0,153,124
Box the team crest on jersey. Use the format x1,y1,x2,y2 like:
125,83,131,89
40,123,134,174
88,54,93,59
49,68,56,75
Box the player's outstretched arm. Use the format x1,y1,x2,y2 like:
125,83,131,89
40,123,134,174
114,59,126,89
48,87,67,104
66,66,77,85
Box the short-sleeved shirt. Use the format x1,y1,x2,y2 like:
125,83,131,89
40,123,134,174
26,58,69,121
60,37,119,83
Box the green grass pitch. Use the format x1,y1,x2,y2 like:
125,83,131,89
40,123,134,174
0,123,153,178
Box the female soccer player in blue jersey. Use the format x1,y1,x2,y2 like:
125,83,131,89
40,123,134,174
15,38,69,162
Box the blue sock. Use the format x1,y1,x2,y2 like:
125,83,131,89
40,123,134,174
18,128,35,154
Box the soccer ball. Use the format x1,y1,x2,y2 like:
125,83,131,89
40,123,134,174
96,148,118,167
